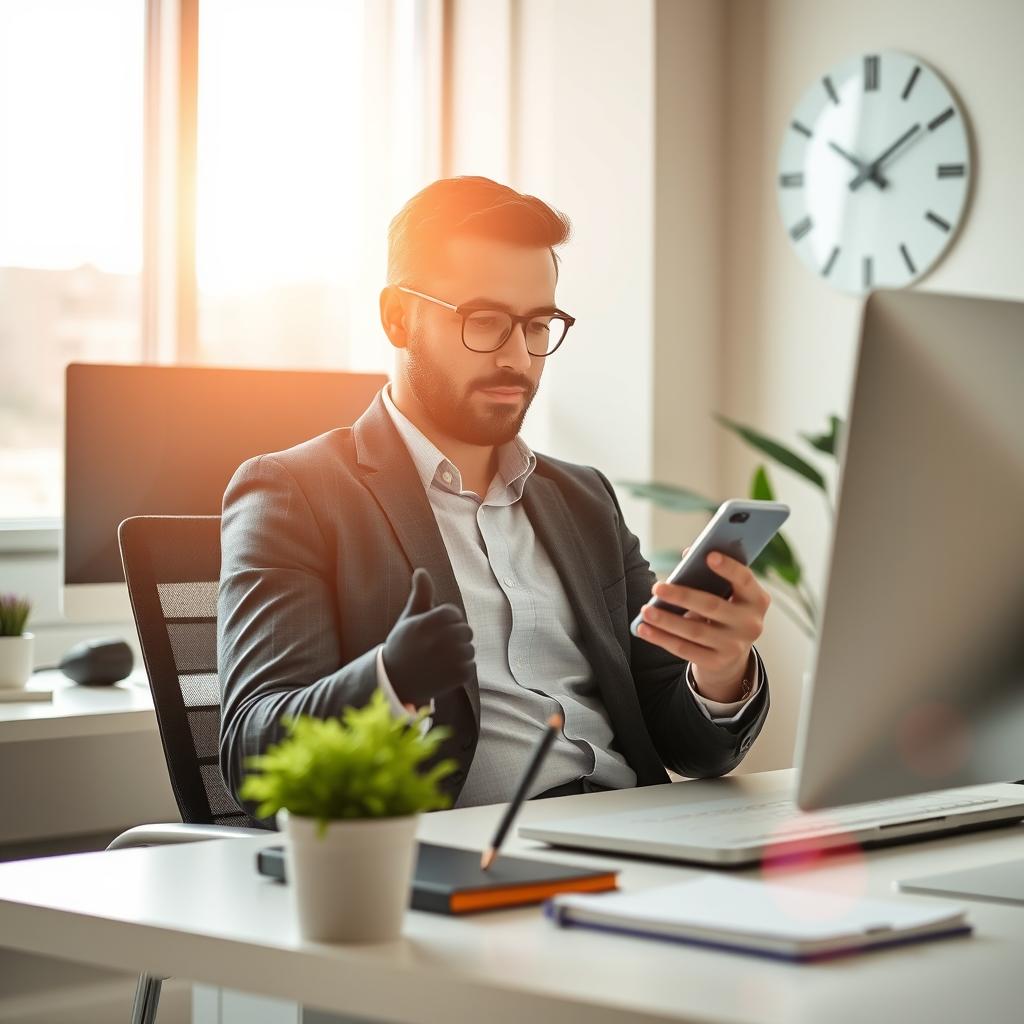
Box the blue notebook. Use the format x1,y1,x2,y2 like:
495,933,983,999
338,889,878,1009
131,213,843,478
546,875,971,962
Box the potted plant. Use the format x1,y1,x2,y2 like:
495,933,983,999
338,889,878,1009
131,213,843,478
240,690,456,942
0,595,33,689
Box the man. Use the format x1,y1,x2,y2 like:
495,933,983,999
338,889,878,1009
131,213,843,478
218,176,771,815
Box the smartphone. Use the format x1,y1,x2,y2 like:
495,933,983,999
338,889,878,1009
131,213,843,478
629,499,790,638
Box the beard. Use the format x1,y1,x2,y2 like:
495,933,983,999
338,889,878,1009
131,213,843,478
405,328,538,447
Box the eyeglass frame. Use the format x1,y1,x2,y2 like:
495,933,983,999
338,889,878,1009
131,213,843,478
395,285,576,357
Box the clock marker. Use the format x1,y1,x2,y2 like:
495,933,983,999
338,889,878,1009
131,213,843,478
926,210,952,232
821,246,840,278
863,256,873,290
928,107,955,132
864,55,880,92
823,76,839,105
790,217,813,242
791,120,813,138
900,244,917,274
937,163,965,178
779,173,804,187
901,65,921,100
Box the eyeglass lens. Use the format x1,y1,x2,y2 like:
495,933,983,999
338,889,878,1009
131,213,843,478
463,311,567,356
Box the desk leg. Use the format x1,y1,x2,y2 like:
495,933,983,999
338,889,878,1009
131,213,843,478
192,985,381,1024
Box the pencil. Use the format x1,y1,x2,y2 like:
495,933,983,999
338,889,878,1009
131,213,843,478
480,712,564,871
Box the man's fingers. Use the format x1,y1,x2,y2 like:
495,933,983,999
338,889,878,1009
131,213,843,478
403,568,435,616
650,582,738,625
705,552,765,605
634,621,716,666
642,603,720,647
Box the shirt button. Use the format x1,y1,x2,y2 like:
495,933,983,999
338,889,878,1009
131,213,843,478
503,576,515,587
441,470,453,484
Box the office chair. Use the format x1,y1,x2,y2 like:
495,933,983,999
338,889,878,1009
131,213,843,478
112,515,268,1024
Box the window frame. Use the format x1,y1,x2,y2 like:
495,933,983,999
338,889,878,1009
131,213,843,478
0,0,446,547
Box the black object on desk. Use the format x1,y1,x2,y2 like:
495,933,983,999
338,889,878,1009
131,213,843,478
59,637,134,685
257,841,618,915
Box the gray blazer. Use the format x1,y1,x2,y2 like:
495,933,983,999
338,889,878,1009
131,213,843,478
218,393,769,814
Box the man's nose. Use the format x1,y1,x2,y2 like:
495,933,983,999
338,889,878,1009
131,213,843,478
496,322,533,372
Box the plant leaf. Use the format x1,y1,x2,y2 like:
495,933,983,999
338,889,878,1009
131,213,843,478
800,414,844,457
750,530,802,586
615,481,719,514
749,465,774,501
715,415,826,492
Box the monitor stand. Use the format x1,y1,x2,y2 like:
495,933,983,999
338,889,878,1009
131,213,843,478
898,858,1024,907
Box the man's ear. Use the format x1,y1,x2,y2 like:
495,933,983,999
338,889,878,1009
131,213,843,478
379,286,410,349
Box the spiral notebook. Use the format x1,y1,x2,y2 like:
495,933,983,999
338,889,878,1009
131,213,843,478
547,875,970,962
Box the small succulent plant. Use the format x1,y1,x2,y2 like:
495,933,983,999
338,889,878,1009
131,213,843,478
0,595,31,637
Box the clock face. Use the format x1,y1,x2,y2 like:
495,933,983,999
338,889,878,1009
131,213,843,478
777,51,971,294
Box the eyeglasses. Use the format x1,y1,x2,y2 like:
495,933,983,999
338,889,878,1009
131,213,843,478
396,286,576,357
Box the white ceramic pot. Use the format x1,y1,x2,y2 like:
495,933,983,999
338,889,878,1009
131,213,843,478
282,811,420,943
0,633,33,689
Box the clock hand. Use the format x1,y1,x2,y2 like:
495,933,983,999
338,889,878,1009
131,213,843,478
827,141,889,189
849,123,922,191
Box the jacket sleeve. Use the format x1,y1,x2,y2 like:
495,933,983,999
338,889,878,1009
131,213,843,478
217,454,379,819
593,469,770,779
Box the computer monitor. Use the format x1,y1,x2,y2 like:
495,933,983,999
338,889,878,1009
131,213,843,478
795,289,1024,812
62,363,388,621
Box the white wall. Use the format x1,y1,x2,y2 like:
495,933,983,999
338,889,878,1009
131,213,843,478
449,0,1024,773
721,0,1024,770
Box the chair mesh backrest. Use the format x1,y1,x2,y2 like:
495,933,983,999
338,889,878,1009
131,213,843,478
119,515,263,829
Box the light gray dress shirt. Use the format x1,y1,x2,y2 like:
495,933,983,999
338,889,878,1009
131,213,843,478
376,385,761,807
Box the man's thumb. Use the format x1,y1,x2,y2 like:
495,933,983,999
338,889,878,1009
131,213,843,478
403,568,434,617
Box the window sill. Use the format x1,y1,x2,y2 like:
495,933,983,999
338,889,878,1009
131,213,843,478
0,520,61,555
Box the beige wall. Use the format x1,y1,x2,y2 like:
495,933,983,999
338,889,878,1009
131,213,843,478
446,0,1024,774
721,0,1024,771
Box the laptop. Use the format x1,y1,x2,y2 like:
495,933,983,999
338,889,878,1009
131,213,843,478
519,290,1024,867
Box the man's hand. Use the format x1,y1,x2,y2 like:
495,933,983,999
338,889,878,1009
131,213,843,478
382,568,475,709
636,552,770,703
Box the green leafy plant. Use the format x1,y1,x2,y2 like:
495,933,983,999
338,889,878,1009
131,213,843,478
619,414,843,639
240,690,458,834
0,595,31,637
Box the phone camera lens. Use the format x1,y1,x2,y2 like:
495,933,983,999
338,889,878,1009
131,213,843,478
729,512,750,523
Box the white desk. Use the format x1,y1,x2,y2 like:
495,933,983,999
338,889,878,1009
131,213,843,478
0,769,1021,1024
0,670,155,744
0,671,178,848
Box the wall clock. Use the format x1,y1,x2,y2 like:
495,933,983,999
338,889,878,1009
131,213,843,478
777,51,971,294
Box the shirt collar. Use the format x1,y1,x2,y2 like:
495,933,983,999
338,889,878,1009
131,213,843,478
380,384,536,502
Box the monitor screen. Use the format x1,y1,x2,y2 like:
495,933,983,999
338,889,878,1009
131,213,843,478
63,363,387,601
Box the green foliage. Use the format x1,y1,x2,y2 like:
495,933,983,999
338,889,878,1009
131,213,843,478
615,482,720,515
715,414,828,493
800,415,843,456
618,415,843,639
0,595,31,637
240,691,458,834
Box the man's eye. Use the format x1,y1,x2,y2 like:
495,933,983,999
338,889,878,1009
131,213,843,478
470,315,498,328
528,319,551,333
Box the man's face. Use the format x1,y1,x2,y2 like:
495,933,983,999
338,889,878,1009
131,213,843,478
400,235,557,446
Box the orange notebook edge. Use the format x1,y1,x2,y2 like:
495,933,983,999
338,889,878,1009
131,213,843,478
449,873,619,913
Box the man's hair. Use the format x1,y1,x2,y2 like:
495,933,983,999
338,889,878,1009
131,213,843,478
387,176,571,286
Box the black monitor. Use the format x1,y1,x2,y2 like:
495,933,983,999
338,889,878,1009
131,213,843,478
62,362,387,620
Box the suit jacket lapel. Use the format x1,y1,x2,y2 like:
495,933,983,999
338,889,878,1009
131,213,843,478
522,470,625,681
352,394,480,726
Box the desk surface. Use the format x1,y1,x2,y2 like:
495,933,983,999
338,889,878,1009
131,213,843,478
0,669,154,744
0,769,1021,1024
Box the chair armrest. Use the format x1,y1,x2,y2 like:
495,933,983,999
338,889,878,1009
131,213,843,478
107,822,270,851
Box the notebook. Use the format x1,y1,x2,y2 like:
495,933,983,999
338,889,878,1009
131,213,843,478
0,688,52,703
257,842,618,915
547,875,971,962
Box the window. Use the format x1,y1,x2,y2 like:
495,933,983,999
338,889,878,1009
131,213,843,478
0,0,145,520
0,0,441,525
